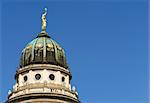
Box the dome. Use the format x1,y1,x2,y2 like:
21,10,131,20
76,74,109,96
20,31,68,69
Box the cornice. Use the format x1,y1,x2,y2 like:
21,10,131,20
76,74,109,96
7,92,80,103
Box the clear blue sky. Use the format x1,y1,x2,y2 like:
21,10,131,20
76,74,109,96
0,0,148,103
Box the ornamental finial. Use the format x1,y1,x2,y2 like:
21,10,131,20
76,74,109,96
42,8,47,32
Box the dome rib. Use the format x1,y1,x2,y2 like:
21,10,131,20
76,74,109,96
43,37,46,61
31,38,38,61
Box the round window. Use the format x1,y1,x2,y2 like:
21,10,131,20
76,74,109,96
62,77,65,82
35,74,41,80
49,74,55,80
24,75,28,82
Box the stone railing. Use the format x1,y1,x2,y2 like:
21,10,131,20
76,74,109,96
9,83,77,100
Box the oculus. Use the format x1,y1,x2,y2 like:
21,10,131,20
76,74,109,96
35,74,41,80
62,77,65,82
49,74,55,80
24,75,28,82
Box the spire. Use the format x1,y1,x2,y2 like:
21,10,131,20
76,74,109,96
42,8,47,32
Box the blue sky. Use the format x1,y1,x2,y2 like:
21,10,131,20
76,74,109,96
0,0,148,103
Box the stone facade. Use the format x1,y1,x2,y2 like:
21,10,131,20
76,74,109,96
7,64,80,103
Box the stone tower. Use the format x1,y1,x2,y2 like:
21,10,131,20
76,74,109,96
7,8,80,103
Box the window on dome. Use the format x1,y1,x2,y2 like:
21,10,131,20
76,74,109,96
49,74,55,80
35,74,41,80
24,75,28,82
34,47,43,62
46,47,55,63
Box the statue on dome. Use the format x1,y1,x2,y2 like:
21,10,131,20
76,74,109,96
42,8,47,31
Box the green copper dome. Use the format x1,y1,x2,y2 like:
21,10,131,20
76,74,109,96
20,31,68,69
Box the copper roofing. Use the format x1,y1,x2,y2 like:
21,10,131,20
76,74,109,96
20,32,68,69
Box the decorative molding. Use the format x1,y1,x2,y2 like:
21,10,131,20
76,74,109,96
16,64,72,80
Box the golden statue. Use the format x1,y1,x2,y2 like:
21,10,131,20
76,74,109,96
42,8,47,31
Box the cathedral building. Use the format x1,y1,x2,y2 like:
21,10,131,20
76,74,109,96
7,8,80,103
